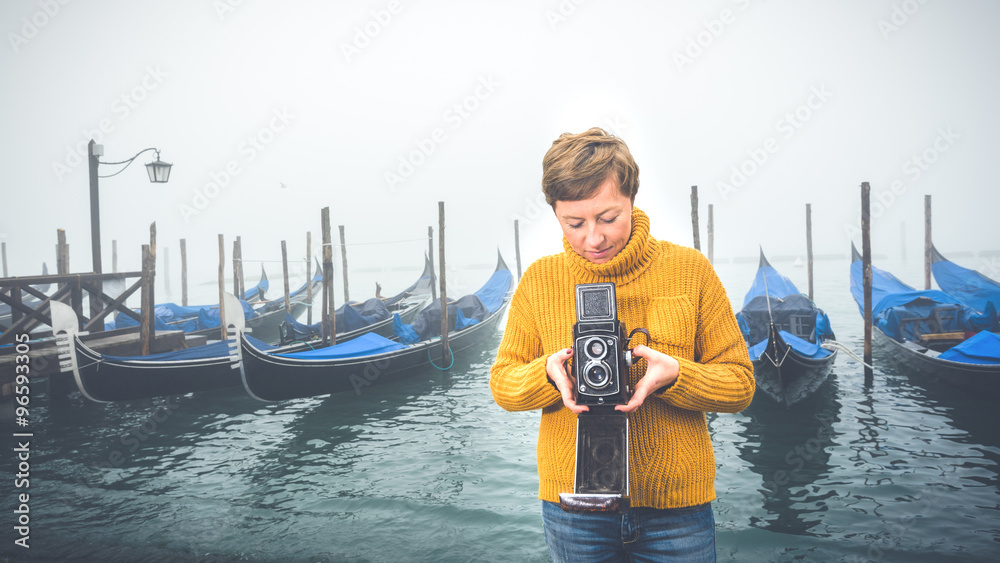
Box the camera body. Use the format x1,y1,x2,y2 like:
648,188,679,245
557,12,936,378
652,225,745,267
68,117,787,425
560,282,640,515
572,282,633,406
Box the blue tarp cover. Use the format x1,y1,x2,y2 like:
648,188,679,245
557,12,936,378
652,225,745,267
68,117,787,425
109,300,258,332
849,258,997,340
196,300,259,329
747,330,833,361
742,260,801,308
275,332,406,360
100,335,275,362
737,254,835,358
474,269,513,313
937,330,1000,365
272,261,510,359
284,298,391,339
393,267,511,344
932,255,1000,315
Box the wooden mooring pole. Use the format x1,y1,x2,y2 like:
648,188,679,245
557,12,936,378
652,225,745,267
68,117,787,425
306,232,313,325
690,185,700,252
281,240,291,314
56,230,68,294
141,244,154,355
862,183,874,384
321,208,336,346
707,204,714,265
148,222,155,334
428,226,436,301
237,236,245,299
514,219,522,280
112,240,118,274
218,234,226,342
924,194,932,290
806,203,814,301
1,242,6,277
339,225,349,303
180,238,188,306
232,239,241,300
438,201,450,365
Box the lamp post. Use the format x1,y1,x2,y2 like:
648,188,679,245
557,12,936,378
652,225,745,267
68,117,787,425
87,139,172,274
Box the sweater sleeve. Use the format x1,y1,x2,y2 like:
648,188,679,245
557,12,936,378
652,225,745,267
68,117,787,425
655,258,755,413
489,278,564,412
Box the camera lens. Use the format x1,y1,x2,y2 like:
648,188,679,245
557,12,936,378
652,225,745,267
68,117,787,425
584,337,607,359
583,361,612,389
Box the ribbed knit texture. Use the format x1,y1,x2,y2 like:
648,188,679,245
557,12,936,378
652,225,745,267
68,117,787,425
489,208,754,509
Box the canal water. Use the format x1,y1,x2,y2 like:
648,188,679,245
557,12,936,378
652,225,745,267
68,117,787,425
2,256,998,562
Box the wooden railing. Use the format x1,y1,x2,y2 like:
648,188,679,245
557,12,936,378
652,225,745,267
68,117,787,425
0,269,153,349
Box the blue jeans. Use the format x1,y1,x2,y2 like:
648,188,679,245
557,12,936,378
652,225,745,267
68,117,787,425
542,500,716,562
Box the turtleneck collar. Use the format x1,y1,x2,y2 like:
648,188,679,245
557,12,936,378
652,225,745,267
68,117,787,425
562,207,658,286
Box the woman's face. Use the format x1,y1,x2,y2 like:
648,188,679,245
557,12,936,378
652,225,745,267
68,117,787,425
553,177,633,265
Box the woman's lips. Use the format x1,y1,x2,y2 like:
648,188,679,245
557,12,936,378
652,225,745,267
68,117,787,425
589,247,611,260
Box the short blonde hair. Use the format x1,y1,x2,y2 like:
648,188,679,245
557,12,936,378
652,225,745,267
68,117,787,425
541,127,639,206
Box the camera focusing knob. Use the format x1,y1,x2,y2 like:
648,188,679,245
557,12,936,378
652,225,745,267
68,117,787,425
624,349,633,370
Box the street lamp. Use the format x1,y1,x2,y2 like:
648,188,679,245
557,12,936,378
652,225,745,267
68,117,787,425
88,139,172,274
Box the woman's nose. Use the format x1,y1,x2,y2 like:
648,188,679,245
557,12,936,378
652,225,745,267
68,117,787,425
585,225,604,247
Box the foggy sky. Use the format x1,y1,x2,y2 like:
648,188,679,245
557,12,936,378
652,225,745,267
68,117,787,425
2,0,999,299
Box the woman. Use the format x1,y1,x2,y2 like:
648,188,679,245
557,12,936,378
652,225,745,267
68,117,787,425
489,127,754,561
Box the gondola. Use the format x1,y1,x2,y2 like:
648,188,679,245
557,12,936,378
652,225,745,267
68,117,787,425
239,252,514,402
930,244,1000,318
849,244,1000,392
58,260,435,403
106,266,280,339
275,255,436,348
243,265,270,303
186,269,323,344
736,250,837,406
55,293,253,404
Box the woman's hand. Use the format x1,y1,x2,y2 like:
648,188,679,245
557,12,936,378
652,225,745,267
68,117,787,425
546,348,589,414
615,344,680,413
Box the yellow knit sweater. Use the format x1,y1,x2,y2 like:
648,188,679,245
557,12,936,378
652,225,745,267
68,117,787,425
489,208,754,509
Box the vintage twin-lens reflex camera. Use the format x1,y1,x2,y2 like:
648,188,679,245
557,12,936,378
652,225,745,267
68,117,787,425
560,282,647,515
